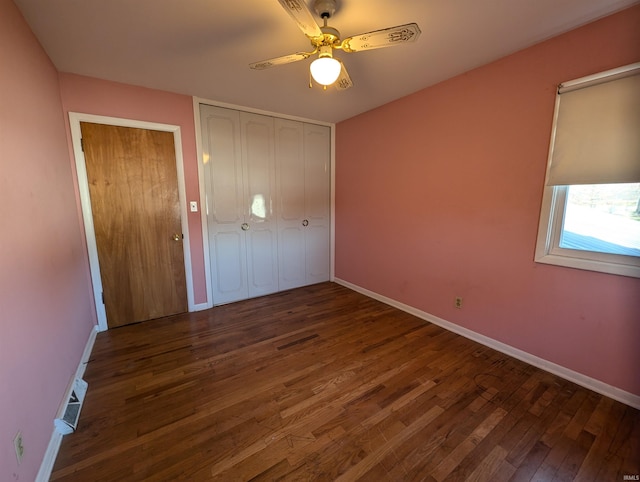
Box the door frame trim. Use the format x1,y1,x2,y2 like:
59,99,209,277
69,112,195,331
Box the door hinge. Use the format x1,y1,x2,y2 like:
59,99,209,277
101,291,105,304
80,138,84,152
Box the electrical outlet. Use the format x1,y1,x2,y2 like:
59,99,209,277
14,431,24,465
454,296,463,309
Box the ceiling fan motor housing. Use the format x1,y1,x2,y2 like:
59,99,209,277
314,25,340,48
313,0,337,19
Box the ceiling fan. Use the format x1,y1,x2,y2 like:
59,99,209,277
249,0,421,90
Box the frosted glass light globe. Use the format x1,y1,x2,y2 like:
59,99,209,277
310,57,341,86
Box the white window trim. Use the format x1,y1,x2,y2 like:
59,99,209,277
535,185,640,278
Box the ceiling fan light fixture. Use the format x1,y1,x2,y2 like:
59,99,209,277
250,0,420,91
310,57,341,86
310,45,341,86
309,45,342,86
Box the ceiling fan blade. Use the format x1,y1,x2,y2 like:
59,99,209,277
341,23,421,53
276,0,323,39
249,52,312,70
335,61,353,91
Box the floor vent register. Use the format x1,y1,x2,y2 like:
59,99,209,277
54,378,88,435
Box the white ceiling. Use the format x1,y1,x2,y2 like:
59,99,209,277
14,0,638,123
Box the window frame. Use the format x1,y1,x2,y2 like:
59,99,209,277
535,184,640,278
535,63,640,279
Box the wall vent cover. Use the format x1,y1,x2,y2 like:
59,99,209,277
54,378,88,435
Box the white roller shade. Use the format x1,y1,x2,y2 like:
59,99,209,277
546,64,640,186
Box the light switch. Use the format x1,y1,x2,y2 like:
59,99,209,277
189,201,198,212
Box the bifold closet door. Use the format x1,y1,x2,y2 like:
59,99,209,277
201,106,247,304
303,123,331,284
241,112,279,299
275,119,330,290
201,105,279,305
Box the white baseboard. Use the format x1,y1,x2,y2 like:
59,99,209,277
36,324,99,482
334,278,640,410
193,301,213,312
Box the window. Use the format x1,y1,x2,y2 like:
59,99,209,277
535,63,640,278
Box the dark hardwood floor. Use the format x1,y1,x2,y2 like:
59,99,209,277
51,282,639,481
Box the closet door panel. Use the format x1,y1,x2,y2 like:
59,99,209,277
247,227,279,296
275,119,306,290
213,231,247,301
305,225,330,283
205,110,244,224
304,123,331,284
304,124,331,223
201,105,248,304
242,112,279,297
279,227,306,289
276,120,305,221
243,115,274,221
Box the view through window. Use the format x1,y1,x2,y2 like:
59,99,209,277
560,183,640,257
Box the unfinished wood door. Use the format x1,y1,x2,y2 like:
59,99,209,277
81,122,187,328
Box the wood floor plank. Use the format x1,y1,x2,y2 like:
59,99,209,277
465,444,510,482
435,407,508,480
50,282,640,481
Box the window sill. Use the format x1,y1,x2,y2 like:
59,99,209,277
534,250,640,279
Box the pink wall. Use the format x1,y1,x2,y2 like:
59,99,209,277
57,73,208,305
336,6,640,396
0,0,97,479
1,3,637,478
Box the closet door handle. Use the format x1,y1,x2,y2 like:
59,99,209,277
302,219,309,227
241,223,250,231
